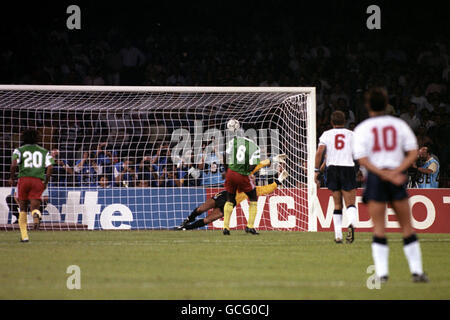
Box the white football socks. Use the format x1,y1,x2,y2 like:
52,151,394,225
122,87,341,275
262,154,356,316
333,213,343,240
403,237,424,275
372,241,389,278
346,205,357,227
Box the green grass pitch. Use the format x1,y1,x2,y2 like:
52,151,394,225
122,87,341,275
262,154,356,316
0,230,449,299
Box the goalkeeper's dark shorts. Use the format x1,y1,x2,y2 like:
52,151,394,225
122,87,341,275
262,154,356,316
326,165,357,192
212,190,227,213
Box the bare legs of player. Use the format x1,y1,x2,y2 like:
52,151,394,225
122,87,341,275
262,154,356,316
203,208,223,224
196,198,216,216
342,189,357,243
178,198,217,230
369,199,427,283
331,191,344,242
222,192,236,235
29,199,42,230
331,189,357,243
244,188,259,235
17,197,44,241
369,199,416,239
17,200,29,241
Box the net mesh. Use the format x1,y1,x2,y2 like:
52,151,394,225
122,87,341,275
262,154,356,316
0,88,313,231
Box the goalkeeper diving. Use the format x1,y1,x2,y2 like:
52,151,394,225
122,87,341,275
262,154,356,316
176,154,288,231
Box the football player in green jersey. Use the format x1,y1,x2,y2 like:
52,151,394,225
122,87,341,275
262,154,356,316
9,129,54,242
223,126,261,235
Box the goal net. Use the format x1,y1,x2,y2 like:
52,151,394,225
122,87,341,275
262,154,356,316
0,86,316,231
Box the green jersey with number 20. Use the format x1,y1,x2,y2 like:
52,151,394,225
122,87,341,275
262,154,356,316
226,136,260,176
12,144,55,181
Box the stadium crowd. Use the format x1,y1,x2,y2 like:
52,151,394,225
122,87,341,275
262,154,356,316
0,7,449,188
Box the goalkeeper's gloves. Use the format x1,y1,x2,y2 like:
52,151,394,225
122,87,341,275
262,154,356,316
271,154,287,164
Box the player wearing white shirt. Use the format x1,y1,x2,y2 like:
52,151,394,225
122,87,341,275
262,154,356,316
353,88,428,284
315,111,357,244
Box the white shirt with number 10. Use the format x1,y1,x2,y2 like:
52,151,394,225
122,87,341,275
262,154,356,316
353,115,418,169
318,128,355,167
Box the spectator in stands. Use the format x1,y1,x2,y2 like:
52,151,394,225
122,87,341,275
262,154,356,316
0,120,13,185
317,93,331,118
414,146,440,188
57,112,82,162
335,97,355,128
83,67,105,85
425,74,447,97
166,165,184,187
415,125,433,147
411,85,432,113
119,39,146,85
318,106,333,132
400,103,421,132
330,83,349,106
50,148,74,187
74,151,102,187
105,112,132,148
152,164,178,187
152,143,170,175
420,109,436,131
94,142,118,182
200,143,225,187
138,155,159,187
114,158,137,187
136,173,150,188
98,175,111,188
182,154,202,187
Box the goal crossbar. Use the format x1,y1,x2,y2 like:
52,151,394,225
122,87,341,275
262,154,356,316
0,85,315,94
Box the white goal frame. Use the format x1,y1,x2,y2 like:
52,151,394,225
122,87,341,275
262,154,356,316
0,85,317,231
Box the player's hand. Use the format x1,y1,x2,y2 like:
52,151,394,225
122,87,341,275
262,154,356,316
381,169,406,186
314,172,320,185
272,154,287,164
8,178,15,187
389,172,407,186
314,171,319,181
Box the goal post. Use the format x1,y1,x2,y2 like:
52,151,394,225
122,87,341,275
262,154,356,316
0,85,316,231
